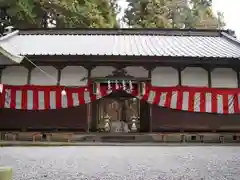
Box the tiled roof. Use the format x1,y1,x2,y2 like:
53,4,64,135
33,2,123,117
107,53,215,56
0,28,240,59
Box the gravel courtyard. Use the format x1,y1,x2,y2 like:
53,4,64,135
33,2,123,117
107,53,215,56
0,146,240,180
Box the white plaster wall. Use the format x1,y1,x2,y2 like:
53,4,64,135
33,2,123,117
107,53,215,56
181,67,208,87
124,66,148,77
151,67,178,87
30,66,58,85
60,66,87,86
211,68,238,88
91,66,115,77
1,66,28,85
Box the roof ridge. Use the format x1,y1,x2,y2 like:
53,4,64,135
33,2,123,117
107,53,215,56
16,28,233,37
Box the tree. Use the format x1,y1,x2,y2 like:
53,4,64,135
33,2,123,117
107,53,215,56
124,0,225,29
0,0,119,29
124,0,171,28
191,0,225,28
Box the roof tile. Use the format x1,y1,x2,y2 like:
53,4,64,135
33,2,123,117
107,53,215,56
0,31,240,58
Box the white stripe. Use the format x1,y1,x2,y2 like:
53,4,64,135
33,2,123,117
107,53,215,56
217,94,223,114
38,91,45,110
84,91,91,104
205,93,212,113
158,92,167,107
194,92,201,112
4,89,11,108
50,91,56,109
27,90,33,110
61,94,68,108
72,93,79,107
170,91,178,109
228,95,235,114
147,90,155,104
15,90,22,110
182,92,189,111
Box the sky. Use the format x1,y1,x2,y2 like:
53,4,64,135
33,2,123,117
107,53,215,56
118,0,240,39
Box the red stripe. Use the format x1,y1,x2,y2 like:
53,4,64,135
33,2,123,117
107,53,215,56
188,91,195,112
164,91,172,108
21,90,28,110
44,89,50,110
211,93,218,113
1,88,5,108
200,92,206,113
56,89,62,109
176,90,183,110
67,91,73,108
141,89,149,102
222,94,229,114
10,89,16,109
233,94,239,113
78,90,85,104
152,90,161,105
33,90,39,110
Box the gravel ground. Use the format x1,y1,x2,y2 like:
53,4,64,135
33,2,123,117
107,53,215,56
0,146,240,180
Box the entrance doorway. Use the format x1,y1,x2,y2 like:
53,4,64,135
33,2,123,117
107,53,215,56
97,91,140,132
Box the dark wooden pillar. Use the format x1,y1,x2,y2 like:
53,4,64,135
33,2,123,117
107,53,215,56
26,65,34,84
86,65,98,132
0,66,5,83
234,68,240,88
206,67,213,87
139,66,152,132
139,99,150,132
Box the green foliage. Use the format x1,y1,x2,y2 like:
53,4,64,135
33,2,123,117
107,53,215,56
0,0,119,29
0,0,225,29
124,0,225,29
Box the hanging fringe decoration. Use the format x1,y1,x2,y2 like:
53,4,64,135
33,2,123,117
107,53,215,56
93,82,100,95
115,80,119,90
139,82,146,95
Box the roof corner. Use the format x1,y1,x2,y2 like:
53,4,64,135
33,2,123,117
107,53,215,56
0,30,19,41
221,32,240,47
0,30,24,63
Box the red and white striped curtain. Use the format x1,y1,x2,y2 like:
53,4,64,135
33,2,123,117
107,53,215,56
1,84,240,114
141,86,240,114
0,85,95,110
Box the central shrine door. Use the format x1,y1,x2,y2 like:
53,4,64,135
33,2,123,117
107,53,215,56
96,91,140,132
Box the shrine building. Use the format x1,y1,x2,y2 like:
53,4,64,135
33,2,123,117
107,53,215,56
0,28,240,133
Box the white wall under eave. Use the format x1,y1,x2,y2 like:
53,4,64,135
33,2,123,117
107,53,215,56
30,66,58,85
211,68,238,88
151,67,178,87
60,66,88,86
91,66,115,77
1,66,28,85
124,66,148,77
181,67,208,87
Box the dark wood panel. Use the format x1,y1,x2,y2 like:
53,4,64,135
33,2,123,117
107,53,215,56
0,105,88,131
151,105,240,132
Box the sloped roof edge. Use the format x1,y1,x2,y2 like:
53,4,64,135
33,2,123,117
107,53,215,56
0,30,24,63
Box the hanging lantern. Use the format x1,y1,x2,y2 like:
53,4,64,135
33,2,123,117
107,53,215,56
61,89,66,96
0,84,3,93
93,82,101,94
